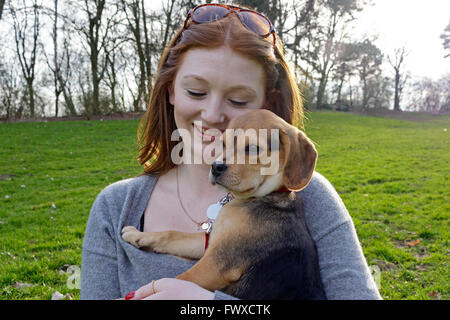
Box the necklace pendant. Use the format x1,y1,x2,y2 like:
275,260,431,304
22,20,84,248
201,221,213,234
206,203,222,220
200,222,210,231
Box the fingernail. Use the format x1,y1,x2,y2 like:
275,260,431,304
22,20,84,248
125,291,135,300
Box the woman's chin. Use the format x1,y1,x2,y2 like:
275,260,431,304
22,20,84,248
188,142,219,165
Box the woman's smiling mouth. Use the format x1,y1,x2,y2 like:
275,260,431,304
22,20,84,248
192,123,223,142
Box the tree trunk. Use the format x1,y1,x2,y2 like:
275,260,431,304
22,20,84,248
393,70,401,111
388,47,407,112
141,0,152,105
90,42,100,115
349,81,353,107
336,76,344,103
53,0,60,117
0,0,4,20
27,81,35,118
11,1,40,118
84,0,107,116
55,95,59,117
61,86,77,116
316,72,327,109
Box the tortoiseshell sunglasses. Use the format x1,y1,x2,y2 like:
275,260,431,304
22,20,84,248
183,3,276,47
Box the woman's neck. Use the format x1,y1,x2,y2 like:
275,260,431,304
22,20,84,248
177,163,226,201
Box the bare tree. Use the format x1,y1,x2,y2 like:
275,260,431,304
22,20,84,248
39,0,78,116
10,0,41,118
0,53,23,118
160,0,178,50
40,0,63,117
120,0,154,112
50,0,61,116
74,0,120,116
388,47,408,111
158,0,198,51
409,74,450,113
104,28,125,113
58,25,78,116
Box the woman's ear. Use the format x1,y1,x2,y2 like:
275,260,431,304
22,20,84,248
264,88,290,123
262,99,272,110
168,83,175,106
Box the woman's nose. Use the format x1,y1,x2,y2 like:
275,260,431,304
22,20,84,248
201,96,225,124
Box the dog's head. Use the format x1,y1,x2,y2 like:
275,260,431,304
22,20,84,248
209,109,317,199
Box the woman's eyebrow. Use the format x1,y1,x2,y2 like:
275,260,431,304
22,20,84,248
181,74,257,96
181,74,208,83
227,86,257,96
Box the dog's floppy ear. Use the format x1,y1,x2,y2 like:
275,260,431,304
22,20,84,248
280,127,317,191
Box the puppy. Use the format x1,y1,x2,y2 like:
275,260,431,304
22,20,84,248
122,109,326,299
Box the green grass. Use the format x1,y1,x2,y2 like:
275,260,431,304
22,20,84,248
0,111,449,300
305,111,449,300
0,120,142,299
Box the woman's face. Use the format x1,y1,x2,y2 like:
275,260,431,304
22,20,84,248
169,46,266,163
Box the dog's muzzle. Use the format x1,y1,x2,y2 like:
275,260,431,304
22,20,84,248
211,161,227,177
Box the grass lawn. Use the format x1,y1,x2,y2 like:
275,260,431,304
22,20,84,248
0,111,448,300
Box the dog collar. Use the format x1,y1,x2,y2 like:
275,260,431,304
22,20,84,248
203,192,234,251
205,233,210,252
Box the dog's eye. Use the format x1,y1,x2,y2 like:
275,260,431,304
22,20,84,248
245,144,260,154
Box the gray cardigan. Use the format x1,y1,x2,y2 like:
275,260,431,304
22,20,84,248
80,172,382,300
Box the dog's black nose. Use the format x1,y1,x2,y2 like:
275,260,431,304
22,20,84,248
211,162,227,177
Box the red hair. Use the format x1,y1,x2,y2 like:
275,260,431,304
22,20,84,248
138,15,303,175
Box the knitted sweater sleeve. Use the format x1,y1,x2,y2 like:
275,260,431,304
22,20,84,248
81,188,121,300
300,172,382,300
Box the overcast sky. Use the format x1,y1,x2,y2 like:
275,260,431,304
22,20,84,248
350,0,450,80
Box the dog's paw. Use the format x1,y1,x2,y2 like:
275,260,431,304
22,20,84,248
121,226,167,253
121,226,144,248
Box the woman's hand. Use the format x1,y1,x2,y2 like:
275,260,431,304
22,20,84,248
124,278,215,300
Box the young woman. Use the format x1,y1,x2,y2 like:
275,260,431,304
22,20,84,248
81,4,381,300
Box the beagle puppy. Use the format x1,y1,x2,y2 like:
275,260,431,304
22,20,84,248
122,109,326,299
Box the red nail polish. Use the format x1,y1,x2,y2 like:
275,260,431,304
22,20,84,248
125,291,135,300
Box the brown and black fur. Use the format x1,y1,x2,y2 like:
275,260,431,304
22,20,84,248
122,109,326,300
215,193,325,299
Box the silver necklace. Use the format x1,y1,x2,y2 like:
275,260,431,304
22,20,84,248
176,166,233,231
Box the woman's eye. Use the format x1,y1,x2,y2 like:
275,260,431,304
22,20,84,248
229,99,248,106
186,89,206,97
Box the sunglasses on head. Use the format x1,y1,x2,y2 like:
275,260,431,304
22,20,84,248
184,3,276,48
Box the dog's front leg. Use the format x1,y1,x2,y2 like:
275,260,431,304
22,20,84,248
176,250,246,292
121,226,205,259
